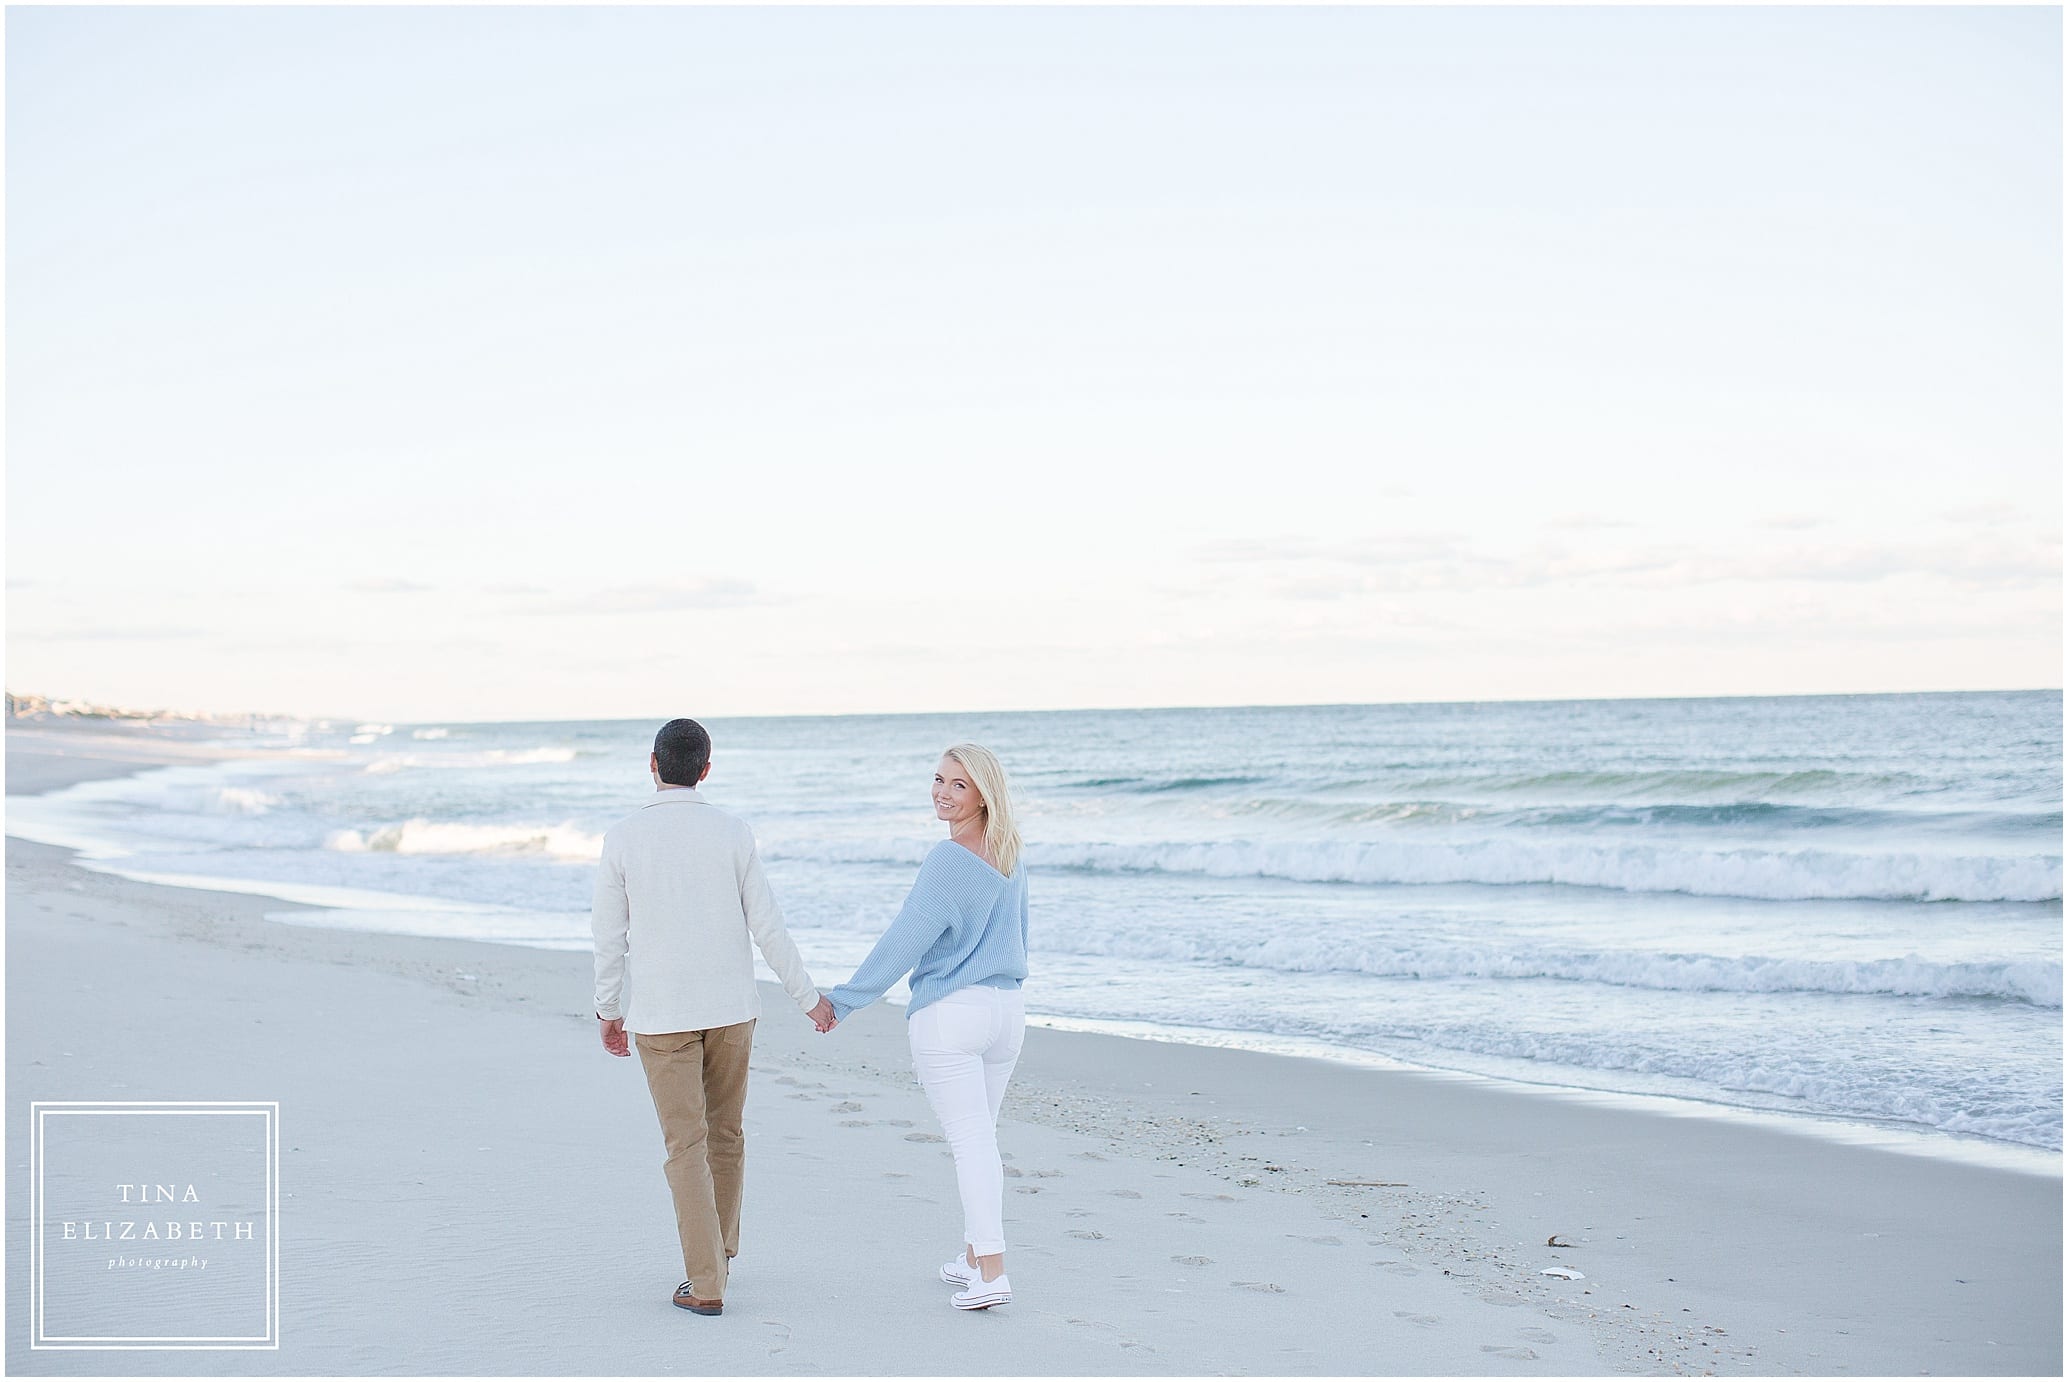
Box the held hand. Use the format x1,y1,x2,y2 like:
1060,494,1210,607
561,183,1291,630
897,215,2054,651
808,997,838,1033
598,1015,629,1057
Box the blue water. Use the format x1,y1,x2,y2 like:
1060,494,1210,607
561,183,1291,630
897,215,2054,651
10,690,2061,1151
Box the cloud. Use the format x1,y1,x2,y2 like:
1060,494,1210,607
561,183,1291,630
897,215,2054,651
1185,532,2060,598
518,579,787,615
11,626,211,641
211,633,513,656
1758,514,1829,531
1940,501,2029,527
350,579,435,594
1576,603,2061,649
1545,515,1640,531
483,583,549,596
1589,541,2060,590
1194,532,1476,566
1192,537,1317,564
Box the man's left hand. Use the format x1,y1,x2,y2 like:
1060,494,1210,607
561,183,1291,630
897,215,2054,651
598,1015,629,1057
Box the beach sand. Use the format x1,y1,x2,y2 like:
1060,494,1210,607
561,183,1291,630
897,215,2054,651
4,724,2061,1375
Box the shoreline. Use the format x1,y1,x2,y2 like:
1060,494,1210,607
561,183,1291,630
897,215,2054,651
5,732,2063,1373
7,717,2060,1173
1011,1011,2065,1178
3,718,312,797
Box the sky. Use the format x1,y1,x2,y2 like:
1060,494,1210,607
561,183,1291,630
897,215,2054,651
6,5,2061,723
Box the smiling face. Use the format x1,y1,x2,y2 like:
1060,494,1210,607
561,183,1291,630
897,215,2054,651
932,754,987,834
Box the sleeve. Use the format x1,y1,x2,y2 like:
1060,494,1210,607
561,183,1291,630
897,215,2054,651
739,832,820,1012
590,834,630,1022
823,849,959,1021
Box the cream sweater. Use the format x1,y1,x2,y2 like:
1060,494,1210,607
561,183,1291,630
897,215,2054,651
590,787,820,1034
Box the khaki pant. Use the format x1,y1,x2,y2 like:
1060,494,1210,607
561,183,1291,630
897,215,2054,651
635,1019,755,1300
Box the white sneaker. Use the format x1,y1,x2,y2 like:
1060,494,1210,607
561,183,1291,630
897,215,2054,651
941,1255,979,1286
951,1271,1011,1310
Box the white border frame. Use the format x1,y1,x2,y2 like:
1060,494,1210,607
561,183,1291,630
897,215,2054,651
28,1101,280,1350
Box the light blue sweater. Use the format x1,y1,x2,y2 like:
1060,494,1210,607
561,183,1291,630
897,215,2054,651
825,840,1029,1021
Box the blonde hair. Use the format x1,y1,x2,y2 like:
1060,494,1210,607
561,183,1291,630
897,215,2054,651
944,742,1022,878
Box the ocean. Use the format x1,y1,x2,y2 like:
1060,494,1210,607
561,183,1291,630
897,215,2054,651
10,690,2060,1156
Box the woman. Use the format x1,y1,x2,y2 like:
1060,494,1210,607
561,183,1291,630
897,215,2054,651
821,743,1029,1311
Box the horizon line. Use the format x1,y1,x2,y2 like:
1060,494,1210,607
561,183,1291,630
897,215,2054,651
7,685,2061,731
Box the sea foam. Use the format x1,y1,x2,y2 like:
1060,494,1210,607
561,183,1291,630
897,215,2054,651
326,819,603,860
363,746,577,774
1023,837,2062,904
1038,928,2064,1006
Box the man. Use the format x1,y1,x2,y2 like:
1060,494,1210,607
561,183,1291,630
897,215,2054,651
593,717,836,1316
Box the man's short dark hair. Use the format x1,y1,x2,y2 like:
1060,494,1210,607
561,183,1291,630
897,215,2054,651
653,718,711,787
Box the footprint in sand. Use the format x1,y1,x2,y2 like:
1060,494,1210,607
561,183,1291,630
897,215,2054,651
881,1172,909,1180
1393,1312,1440,1327
1232,1281,1285,1293
1067,1229,1106,1240
1110,1189,1142,1199
1065,1209,1094,1218
786,1092,816,1101
1287,1234,1343,1246
1171,1255,1212,1266
1517,1327,1556,1343
839,1120,872,1128
1381,1263,1420,1276
884,1119,914,1128
1074,1151,1108,1162
833,1101,862,1113
774,1075,801,1086
1028,1170,1063,1178
1014,1186,1044,1194
1166,1213,1205,1224
903,1132,944,1143
1002,1166,1024,1179
1181,1192,1237,1202
1481,1346,1539,1360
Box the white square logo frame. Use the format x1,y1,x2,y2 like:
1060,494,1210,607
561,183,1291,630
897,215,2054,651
28,1100,280,1350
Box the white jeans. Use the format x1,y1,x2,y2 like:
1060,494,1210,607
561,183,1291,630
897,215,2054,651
908,986,1027,1257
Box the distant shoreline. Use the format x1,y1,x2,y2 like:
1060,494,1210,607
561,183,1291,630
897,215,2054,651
3,717,306,797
